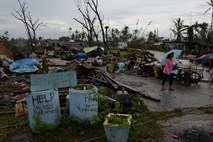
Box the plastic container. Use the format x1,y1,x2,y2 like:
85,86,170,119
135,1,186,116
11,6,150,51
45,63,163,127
27,89,61,133
69,84,98,121
103,113,132,142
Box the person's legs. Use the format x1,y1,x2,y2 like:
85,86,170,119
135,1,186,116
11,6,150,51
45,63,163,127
161,73,168,90
207,61,213,72
169,74,174,91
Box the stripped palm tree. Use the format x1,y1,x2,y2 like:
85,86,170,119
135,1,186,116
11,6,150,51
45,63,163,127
204,0,213,41
197,22,209,43
171,18,185,42
183,22,201,43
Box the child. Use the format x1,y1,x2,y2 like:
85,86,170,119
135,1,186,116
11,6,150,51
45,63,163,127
161,52,175,91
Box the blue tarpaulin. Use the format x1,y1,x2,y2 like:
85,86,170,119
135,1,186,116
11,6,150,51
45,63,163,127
75,52,88,61
9,58,39,74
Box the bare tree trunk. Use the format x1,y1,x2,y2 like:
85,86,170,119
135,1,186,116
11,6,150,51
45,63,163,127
12,0,32,41
27,12,42,44
73,18,93,46
88,0,107,53
12,0,42,48
74,4,98,47
211,9,213,43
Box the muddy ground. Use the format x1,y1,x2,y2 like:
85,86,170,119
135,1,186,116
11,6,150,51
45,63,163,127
110,72,213,141
111,50,213,141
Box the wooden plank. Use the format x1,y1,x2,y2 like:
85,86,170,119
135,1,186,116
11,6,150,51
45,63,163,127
88,76,108,84
102,72,139,93
80,72,102,84
101,71,160,101
84,68,160,101
81,79,91,84
104,77,119,89
99,75,108,82
139,91,160,102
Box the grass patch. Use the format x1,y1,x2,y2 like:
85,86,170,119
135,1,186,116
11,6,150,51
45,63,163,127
174,108,183,113
128,98,161,141
0,93,167,142
198,107,213,114
119,51,130,57
71,84,95,90
0,114,31,142
32,117,106,142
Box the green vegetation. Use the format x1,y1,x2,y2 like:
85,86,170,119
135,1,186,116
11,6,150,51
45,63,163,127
0,93,162,141
199,107,213,114
1,93,212,141
98,86,112,96
33,114,55,133
0,114,31,142
174,108,183,113
128,99,161,141
104,102,131,128
71,85,95,90
32,116,106,142
106,114,131,128
109,48,149,59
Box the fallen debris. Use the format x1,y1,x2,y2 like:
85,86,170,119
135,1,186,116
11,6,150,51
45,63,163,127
178,126,213,142
0,40,14,59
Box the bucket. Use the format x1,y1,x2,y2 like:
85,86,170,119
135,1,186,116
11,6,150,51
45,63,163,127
27,89,61,133
103,113,132,142
69,84,98,121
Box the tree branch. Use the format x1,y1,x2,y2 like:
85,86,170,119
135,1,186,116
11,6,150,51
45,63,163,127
73,18,89,30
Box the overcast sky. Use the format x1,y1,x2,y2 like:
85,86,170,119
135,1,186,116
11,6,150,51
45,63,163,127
0,0,211,39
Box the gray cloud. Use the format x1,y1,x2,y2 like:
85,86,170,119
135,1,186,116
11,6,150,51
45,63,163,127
0,0,211,39
0,17,12,24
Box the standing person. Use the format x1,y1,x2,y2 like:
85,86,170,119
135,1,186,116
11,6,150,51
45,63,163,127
111,53,118,62
161,52,175,91
207,58,213,72
126,57,135,70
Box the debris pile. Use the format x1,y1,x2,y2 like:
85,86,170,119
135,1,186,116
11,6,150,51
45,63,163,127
0,40,162,127
106,51,159,77
0,40,14,59
178,126,213,142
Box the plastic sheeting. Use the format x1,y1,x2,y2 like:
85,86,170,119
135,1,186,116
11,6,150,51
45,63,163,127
75,52,88,61
83,46,104,54
9,58,39,74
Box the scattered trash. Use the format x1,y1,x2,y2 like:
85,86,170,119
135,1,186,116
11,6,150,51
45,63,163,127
0,68,9,80
11,133,33,142
178,126,213,142
171,133,179,139
0,40,14,59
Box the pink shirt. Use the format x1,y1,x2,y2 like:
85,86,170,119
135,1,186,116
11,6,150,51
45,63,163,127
163,59,174,75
